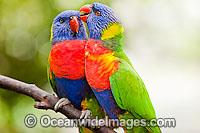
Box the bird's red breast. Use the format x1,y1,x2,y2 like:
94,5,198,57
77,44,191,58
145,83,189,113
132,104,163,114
85,39,120,91
49,40,87,80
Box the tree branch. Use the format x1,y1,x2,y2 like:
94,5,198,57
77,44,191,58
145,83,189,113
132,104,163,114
0,75,114,133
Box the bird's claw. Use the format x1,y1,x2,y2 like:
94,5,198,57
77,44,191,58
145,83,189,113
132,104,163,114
80,109,92,119
54,98,71,111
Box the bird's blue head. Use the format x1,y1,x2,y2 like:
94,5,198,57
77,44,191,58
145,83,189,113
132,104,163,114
50,10,88,45
79,3,123,40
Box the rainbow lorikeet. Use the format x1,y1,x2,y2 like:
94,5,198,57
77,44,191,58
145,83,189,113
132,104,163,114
48,10,105,132
79,3,161,132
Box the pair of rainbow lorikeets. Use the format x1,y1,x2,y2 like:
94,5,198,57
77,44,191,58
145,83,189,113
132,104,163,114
48,3,161,133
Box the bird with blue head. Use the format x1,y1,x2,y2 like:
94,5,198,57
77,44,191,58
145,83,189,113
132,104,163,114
48,10,105,133
80,3,161,132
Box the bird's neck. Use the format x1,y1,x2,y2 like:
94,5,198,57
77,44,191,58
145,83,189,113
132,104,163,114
101,23,124,40
51,34,87,45
100,23,124,51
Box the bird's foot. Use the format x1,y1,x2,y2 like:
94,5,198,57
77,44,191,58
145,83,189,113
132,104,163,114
54,98,71,111
80,109,92,119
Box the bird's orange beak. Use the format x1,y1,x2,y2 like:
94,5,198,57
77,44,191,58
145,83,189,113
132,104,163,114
79,5,91,23
69,16,79,34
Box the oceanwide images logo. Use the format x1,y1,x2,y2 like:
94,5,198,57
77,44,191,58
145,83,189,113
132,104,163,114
24,114,176,129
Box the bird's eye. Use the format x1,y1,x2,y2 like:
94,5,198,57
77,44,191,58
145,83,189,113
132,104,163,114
59,18,64,23
96,11,101,16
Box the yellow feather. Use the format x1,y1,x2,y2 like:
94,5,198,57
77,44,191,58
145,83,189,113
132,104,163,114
101,23,124,40
50,24,53,42
88,52,118,78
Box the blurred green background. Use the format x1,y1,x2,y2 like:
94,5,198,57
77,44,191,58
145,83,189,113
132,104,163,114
0,0,199,133
0,0,112,133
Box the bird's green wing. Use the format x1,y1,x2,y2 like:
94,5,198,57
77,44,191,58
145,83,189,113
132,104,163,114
110,54,160,132
47,59,57,94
